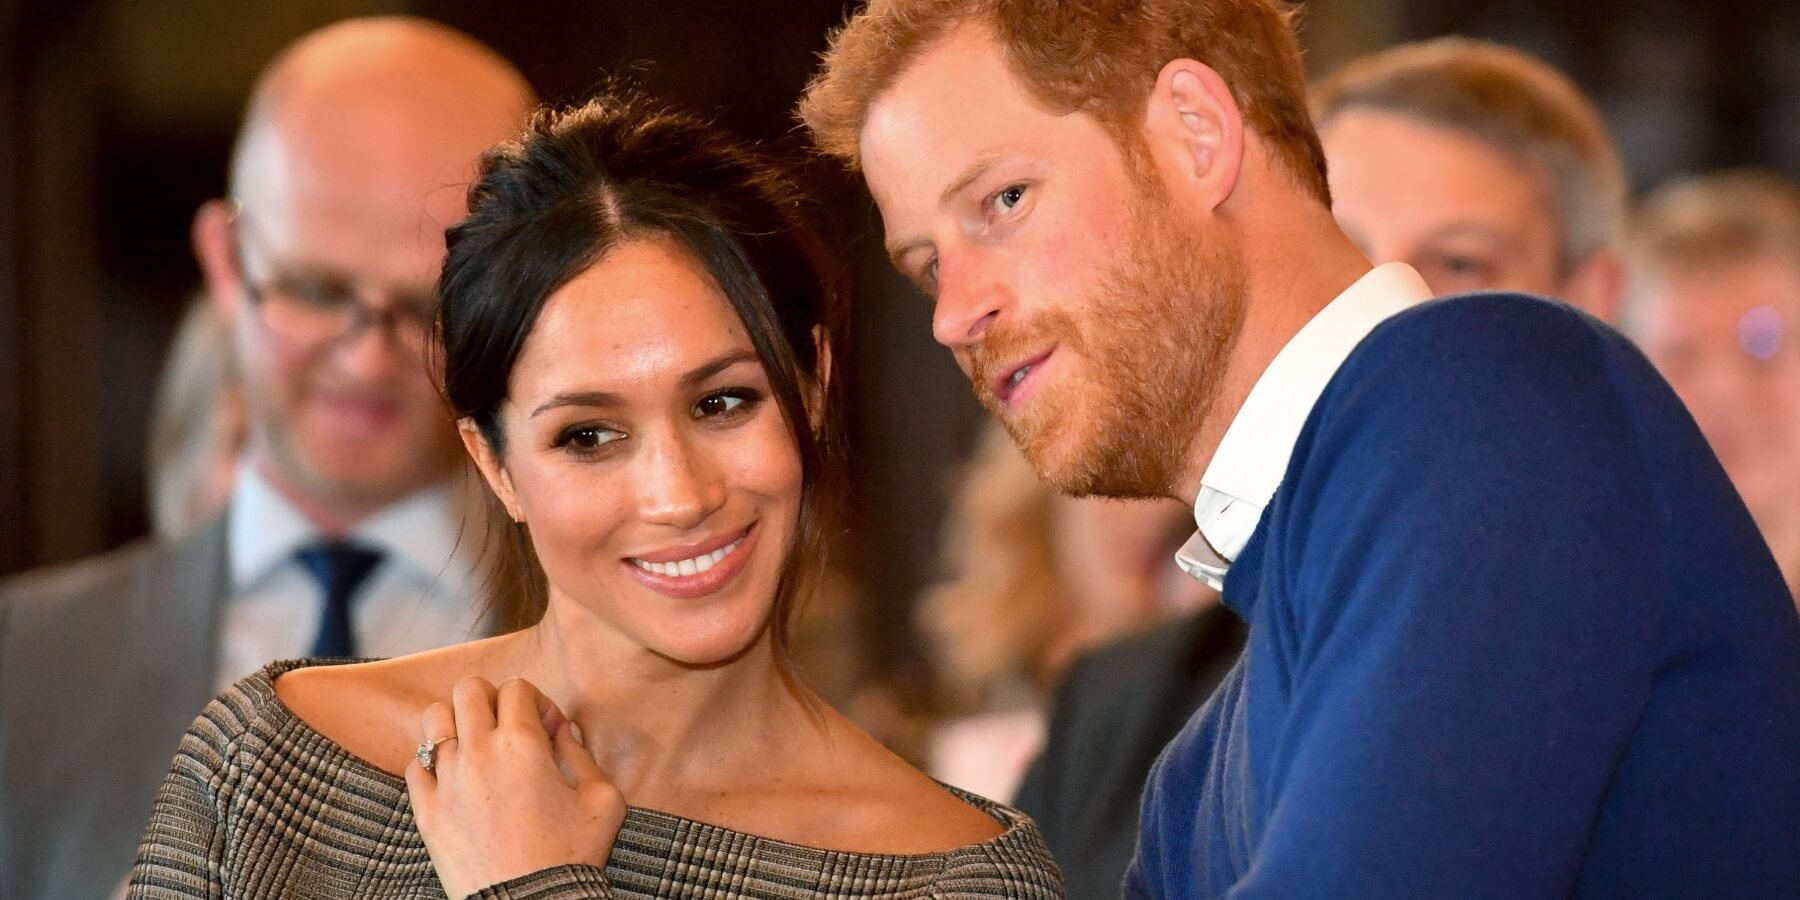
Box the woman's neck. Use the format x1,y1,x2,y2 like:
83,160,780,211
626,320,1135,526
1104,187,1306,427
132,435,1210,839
505,600,814,801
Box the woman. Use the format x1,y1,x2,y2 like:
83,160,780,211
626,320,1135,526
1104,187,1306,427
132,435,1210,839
130,91,1063,899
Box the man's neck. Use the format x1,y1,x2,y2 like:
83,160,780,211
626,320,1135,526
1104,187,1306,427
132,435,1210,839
1172,214,1373,503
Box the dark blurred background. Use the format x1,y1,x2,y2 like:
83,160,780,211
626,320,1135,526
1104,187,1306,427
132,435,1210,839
3,0,1797,689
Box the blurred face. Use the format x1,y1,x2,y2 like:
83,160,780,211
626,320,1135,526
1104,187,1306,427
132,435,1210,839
227,180,463,514
1050,495,1212,641
472,239,804,666
1323,109,1565,299
1632,256,1800,539
861,28,1246,500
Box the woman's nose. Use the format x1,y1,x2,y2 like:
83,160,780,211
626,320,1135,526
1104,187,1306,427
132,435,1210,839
635,430,725,530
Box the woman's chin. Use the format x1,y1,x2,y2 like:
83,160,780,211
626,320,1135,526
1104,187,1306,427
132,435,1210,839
645,623,768,670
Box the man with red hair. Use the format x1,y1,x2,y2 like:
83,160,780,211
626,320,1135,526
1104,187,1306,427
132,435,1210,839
803,1,1800,896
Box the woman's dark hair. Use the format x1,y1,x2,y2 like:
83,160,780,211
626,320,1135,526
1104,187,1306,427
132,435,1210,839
437,87,846,652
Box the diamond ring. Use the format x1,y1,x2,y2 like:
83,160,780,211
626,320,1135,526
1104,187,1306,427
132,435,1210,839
416,735,457,772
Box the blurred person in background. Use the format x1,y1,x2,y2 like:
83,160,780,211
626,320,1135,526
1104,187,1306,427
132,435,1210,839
1001,36,1635,899
1315,36,1627,321
0,17,532,898
1624,170,1800,604
147,297,246,540
916,423,1209,802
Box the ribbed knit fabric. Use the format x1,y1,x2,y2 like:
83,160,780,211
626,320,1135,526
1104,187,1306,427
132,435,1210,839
1128,295,1800,898
129,660,1065,899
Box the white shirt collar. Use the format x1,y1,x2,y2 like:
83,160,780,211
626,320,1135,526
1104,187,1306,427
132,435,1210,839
1175,262,1434,589
227,464,317,590
227,462,476,597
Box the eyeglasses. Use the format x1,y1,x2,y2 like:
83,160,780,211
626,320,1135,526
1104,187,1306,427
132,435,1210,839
226,199,436,355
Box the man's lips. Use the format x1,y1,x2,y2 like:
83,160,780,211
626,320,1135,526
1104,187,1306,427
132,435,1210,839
989,347,1056,407
312,394,403,438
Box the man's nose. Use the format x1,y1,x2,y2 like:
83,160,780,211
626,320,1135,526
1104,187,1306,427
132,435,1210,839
329,318,410,380
931,253,1008,350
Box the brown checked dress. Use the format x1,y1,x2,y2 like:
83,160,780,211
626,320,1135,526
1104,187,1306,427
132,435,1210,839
127,660,1065,899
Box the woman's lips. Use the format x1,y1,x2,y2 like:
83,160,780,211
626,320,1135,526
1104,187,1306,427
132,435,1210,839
623,523,758,599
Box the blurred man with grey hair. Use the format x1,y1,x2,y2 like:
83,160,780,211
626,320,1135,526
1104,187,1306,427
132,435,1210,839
0,18,532,897
1314,36,1628,320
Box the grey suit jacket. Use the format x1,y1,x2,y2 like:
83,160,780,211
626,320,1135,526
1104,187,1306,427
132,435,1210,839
0,518,228,900
1013,605,1247,900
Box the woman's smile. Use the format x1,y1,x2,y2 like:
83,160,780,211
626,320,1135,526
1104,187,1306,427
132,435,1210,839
624,521,759,599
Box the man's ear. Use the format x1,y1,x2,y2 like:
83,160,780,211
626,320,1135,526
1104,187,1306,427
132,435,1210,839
194,199,246,320
1139,58,1246,213
1561,248,1626,324
459,418,523,523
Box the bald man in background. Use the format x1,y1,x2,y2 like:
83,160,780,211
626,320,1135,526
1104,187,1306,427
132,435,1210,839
0,18,532,898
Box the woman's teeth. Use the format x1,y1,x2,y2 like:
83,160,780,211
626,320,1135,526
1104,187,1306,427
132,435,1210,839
632,537,744,578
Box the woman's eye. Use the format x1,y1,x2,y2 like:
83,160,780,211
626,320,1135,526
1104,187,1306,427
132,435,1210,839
696,389,759,419
991,184,1027,215
556,425,621,453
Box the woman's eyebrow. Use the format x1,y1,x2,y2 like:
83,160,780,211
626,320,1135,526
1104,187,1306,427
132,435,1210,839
528,350,761,419
530,390,623,418
679,349,760,389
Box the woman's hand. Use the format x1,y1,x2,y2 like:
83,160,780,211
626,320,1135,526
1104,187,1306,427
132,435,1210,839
405,676,627,900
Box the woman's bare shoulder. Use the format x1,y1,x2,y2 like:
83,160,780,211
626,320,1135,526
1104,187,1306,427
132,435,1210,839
796,716,1009,854
272,644,487,775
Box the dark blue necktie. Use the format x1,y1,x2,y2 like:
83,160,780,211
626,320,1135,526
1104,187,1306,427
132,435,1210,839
296,542,384,658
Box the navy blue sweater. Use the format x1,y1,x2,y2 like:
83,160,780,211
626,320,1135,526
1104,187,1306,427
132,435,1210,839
1127,295,1800,898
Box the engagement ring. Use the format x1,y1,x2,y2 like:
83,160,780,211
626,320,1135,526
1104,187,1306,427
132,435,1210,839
416,735,456,771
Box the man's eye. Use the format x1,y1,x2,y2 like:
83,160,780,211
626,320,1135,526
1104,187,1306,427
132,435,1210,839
278,278,356,310
991,184,1027,214
399,295,440,324
1442,256,1489,276
923,257,940,290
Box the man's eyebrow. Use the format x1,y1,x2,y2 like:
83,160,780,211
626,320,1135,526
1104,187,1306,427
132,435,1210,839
1424,222,1522,251
885,153,1007,269
939,152,1005,209
887,236,931,271
528,350,761,419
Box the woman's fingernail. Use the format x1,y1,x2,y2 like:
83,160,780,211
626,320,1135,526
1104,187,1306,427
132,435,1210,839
569,721,585,745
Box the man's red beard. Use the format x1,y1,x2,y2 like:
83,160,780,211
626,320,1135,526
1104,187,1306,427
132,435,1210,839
970,180,1248,499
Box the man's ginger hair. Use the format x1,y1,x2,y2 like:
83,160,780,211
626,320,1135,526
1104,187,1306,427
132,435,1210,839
799,0,1330,205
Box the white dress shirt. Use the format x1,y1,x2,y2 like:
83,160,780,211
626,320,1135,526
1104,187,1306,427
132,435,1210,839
1176,263,1435,589
216,464,489,690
